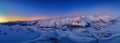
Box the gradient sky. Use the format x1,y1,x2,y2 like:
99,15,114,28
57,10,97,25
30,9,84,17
0,0,120,22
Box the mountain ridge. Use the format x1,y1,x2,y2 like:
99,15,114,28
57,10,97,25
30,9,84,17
0,15,120,43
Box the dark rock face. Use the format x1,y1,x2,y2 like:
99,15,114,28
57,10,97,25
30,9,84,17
0,30,1,32
3,32,7,35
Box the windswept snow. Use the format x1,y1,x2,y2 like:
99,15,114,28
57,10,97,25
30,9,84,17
0,15,120,43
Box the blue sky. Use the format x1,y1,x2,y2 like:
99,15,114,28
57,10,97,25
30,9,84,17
0,0,120,18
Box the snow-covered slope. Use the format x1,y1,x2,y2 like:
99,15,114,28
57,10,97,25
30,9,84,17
0,15,120,43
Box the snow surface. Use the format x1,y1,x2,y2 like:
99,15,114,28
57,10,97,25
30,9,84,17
0,15,120,43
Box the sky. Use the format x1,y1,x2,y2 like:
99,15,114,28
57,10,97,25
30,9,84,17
0,0,120,22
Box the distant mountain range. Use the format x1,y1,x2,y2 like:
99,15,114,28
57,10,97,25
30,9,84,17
0,15,120,43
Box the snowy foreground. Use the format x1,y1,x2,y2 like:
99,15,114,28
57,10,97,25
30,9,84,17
0,15,120,43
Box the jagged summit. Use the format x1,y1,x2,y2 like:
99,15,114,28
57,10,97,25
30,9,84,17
0,15,118,29
0,15,120,43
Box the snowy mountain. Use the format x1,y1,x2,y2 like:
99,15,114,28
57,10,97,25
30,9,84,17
0,15,120,43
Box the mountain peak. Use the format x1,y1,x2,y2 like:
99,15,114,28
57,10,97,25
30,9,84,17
0,15,118,28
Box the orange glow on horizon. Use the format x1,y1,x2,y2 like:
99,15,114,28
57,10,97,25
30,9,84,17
0,16,48,23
